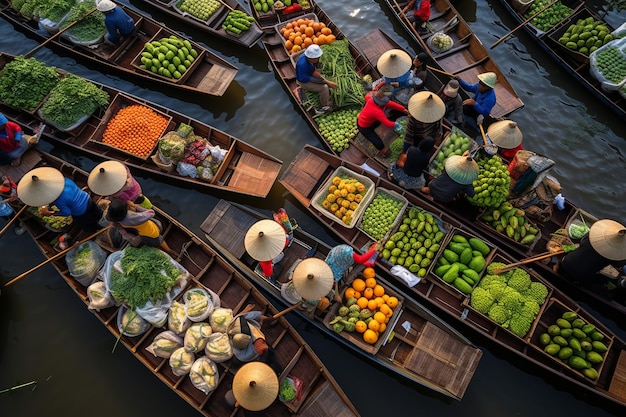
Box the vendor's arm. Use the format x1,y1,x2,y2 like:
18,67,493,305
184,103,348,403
386,100,408,114
352,244,379,267
473,92,496,117
456,77,477,94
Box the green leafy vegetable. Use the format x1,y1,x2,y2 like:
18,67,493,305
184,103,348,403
37,0,75,22
0,56,60,111
60,0,106,42
318,39,366,107
279,378,297,402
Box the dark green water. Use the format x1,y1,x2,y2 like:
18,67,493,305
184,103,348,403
1,0,625,416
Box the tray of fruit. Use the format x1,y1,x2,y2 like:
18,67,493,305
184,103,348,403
549,8,614,63
427,127,478,177
357,188,408,242
429,32,453,53
28,206,73,232
465,152,511,209
477,201,542,249
175,0,224,24
589,37,626,91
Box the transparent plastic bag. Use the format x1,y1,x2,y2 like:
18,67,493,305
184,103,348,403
145,330,184,358
66,240,107,286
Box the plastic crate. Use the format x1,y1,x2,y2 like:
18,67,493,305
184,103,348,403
173,0,224,26
427,126,478,177
275,12,318,56
357,188,408,242
310,166,375,229
589,37,626,91
527,297,613,384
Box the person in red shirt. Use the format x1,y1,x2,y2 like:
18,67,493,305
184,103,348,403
0,113,36,166
402,0,431,31
485,119,523,161
357,83,408,156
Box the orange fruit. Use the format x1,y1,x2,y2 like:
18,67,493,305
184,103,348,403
386,296,399,309
327,34,336,43
382,294,390,302
363,329,378,344
284,40,293,50
367,299,378,311
378,322,386,333
362,267,376,279
355,320,367,333
303,37,313,47
344,287,357,299
290,45,301,54
352,278,366,292
317,34,327,45
321,27,332,35
304,26,314,37
363,287,374,299
374,296,385,307
294,36,303,46
368,319,380,332
365,277,376,288
373,284,385,297
357,297,369,310
374,311,386,324
379,303,392,317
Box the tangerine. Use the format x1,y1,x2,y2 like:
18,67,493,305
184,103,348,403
352,278,366,292
367,299,378,311
378,322,386,333
363,329,378,344
379,303,392,317
374,296,385,307
321,27,332,35
304,26,314,37
374,311,387,324
344,287,357,299
356,297,369,310
294,36,303,46
368,319,380,332
365,277,377,288
355,320,367,333
373,284,385,297
284,40,294,50
386,296,399,308
363,287,374,299
362,267,376,279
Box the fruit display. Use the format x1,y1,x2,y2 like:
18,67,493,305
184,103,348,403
380,206,447,277
524,0,573,32
558,16,613,56
139,36,199,80
222,10,255,35
536,307,609,380
468,260,549,338
479,201,540,245
316,107,359,152
428,128,473,176
316,174,370,226
253,0,274,14
359,189,407,241
466,154,511,208
177,0,221,20
328,267,399,346
590,41,626,87
433,232,492,295
280,17,336,55
28,206,73,231
429,32,453,52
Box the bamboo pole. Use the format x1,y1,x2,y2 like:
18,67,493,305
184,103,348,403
0,204,28,238
489,0,559,49
427,65,454,77
271,301,303,319
492,250,565,274
216,0,235,12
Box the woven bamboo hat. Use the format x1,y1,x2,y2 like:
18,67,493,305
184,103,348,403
487,120,523,149
17,167,65,207
96,0,116,12
245,220,286,261
377,49,412,78
292,258,334,300
477,72,497,88
88,161,127,196
444,153,479,185
233,362,279,411
408,91,445,123
588,219,626,260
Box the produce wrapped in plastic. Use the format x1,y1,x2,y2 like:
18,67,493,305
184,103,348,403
117,306,150,337
176,161,197,178
279,375,304,403
66,240,107,286
169,300,191,335
87,280,115,311
169,346,195,376
145,330,184,358
189,357,219,395
209,307,233,333
204,332,233,363
158,131,186,164
184,287,220,322
184,322,213,353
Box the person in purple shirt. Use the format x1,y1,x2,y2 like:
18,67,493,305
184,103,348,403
295,45,337,114
456,72,497,130
97,0,135,45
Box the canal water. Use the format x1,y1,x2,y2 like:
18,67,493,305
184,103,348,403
1,0,625,416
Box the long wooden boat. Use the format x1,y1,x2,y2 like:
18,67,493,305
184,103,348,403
279,144,626,410
0,52,281,198
200,200,483,401
496,0,626,119
0,1,237,97
382,0,524,118
3,149,360,417
133,0,265,48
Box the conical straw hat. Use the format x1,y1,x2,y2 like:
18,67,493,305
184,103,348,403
477,72,497,88
17,167,65,207
444,153,479,185
292,258,334,300
408,91,445,123
588,219,626,261
244,220,286,261
487,120,523,149
377,49,412,78
88,161,127,196
233,362,279,411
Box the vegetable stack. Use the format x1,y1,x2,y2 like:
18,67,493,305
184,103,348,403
60,0,107,42
0,56,60,111
318,39,366,108
139,36,199,80
479,200,539,245
222,10,255,35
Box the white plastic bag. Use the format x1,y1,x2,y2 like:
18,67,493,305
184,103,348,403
204,332,233,363
189,357,219,394
183,287,220,322
209,308,233,333
169,300,192,335
169,347,195,376
184,322,213,353
145,330,184,358
390,265,421,287
87,280,115,311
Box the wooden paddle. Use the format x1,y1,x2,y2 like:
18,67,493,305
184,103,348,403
0,204,28,238
492,249,565,275
427,65,455,77
271,301,303,319
4,226,111,287
489,0,559,49
215,0,234,12
25,7,98,58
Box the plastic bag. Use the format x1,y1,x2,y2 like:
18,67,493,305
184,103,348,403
66,240,107,286
204,332,233,363
117,306,150,337
209,307,233,333
169,300,192,335
87,280,115,311
189,357,219,394
390,265,421,287
145,330,184,358
169,347,195,376
184,322,213,353
279,375,304,403
184,287,220,322
176,161,197,178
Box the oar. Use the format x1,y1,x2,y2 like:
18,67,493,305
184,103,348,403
490,0,559,49
25,7,98,58
0,204,28,238
216,0,235,12
492,250,565,275
427,65,454,77
271,301,303,319
4,226,111,287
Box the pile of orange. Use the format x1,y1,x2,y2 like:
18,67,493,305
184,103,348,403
102,105,169,158
344,267,399,345
279,18,336,55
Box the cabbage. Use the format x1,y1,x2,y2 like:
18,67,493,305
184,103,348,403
570,223,589,239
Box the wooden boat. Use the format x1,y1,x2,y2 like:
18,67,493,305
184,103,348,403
381,0,524,118
200,200,483,401
0,1,237,97
0,52,281,198
3,149,361,417
279,144,626,410
496,0,626,119
133,0,265,48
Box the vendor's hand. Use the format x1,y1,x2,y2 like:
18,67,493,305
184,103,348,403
38,206,54,216
326,80,338,89
463,98,476,106
391,82,399,88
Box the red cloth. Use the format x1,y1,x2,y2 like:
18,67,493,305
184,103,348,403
499,144,523,161
357,92,406,129
352,246,378,266
260,260,273,277
412,0,431,21
0,121,22,153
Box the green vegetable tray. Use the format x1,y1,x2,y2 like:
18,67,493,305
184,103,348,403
547,6,606,65
427,127,478,177
564,207,597,241
476,208,542,250
310,166,375,229
527,297,612,384
174,0,225,26
357,188,408,243
37,108,92,133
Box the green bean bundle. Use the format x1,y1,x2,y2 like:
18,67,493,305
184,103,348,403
319,39,366,108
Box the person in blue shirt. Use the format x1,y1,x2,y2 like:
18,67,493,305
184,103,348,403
295,45,337,114
97,0,135,45
456,72,497,130
375,49,425,107
17,167,103,233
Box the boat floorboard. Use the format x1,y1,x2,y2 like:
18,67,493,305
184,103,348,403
227,151,281,195
609,349,626,402
1,149,41,178
200,200,256,258
281,150,331,200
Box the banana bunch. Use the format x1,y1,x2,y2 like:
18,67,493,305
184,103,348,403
480,201,539,245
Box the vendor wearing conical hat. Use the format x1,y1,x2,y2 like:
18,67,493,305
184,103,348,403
487,120,523,160
421,151,479,203
17,167,103,233
88,161,151,208
376,49,423,106
227,304,280,372
557,219,626,286
456,72,497,130
404,91,445,151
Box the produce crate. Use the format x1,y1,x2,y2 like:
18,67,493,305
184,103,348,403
564,207,597,241
90,94,173,160
173,0,225,26
430,227,496,298
589,37,626,91
476,207,542,250
528,297,613,384
36,108,92,133
322,269,404,355
357,188,408,242
462,252,552,340
310,166,375,229
524,0,580,37
274,12,318,55
130,30,206,85
427,126,478,177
